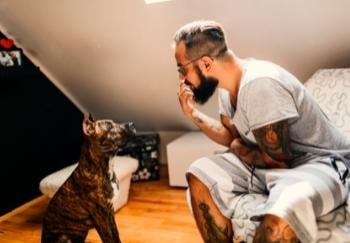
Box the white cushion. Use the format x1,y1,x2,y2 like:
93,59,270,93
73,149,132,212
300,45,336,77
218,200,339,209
167,132,227,187
39,156,138,211
304,68,350,242
304,68,350,137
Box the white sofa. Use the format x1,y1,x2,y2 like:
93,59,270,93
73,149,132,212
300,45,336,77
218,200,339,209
304,68,350,242
39,155,138,211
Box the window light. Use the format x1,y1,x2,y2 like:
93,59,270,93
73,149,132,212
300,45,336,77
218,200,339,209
144,0,173,4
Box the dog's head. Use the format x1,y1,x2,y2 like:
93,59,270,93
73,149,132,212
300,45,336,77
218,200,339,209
82,114,136,155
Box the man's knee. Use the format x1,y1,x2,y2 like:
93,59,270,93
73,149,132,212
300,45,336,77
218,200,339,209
187,173,203,188
187,173,210,198
253,214,300,243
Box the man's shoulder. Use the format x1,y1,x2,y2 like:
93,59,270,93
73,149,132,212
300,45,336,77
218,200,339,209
241,58,283,83
240,58,301,91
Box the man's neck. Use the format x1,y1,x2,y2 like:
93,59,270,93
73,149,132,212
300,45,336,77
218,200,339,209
218,51,243,109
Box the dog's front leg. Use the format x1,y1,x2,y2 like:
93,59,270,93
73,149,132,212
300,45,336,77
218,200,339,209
89,205,121,243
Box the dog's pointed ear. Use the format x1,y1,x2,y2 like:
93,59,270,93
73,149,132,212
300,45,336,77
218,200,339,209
83,115,95,136
88,113,95,122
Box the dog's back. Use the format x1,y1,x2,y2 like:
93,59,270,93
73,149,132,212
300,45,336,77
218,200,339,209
41,115,135,243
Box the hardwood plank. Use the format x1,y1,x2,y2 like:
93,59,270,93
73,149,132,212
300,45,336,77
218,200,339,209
0,166,202,243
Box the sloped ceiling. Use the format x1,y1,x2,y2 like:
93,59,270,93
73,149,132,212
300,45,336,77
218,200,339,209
0,0,349,131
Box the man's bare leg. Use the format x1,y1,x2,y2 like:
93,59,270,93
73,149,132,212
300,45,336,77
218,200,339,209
187,173,234,243
253,214,300,243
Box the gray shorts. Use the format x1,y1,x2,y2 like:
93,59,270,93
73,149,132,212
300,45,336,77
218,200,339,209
186,152,350,243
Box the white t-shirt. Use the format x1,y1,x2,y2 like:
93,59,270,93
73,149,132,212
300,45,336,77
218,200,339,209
218,58,350,165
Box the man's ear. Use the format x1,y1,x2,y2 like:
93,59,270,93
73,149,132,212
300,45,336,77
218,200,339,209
198,56,213,74
83,115,95,136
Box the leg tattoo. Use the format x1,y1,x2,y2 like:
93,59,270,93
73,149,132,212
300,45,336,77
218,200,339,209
188,174,233,243
253,214,300,243
199,203,231,243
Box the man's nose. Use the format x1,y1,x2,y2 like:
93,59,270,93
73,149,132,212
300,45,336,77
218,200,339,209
178,80,189,91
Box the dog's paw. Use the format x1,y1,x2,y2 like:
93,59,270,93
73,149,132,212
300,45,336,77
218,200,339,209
233,236,246,243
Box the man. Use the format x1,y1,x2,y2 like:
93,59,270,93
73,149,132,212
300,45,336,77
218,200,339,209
173,20,350,243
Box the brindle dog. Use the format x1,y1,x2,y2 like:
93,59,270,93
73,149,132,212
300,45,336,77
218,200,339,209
41,114,136,243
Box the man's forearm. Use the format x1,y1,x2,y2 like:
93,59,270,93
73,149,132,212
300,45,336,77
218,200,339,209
190,109,235,147
230,138,288,168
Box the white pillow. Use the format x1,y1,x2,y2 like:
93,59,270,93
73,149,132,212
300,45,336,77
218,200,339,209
39,156,138,198
304,68,350,137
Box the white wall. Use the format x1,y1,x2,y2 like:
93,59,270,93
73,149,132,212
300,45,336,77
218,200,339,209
0,0,349,131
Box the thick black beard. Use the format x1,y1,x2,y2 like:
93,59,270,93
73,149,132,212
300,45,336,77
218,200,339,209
191,66,219,104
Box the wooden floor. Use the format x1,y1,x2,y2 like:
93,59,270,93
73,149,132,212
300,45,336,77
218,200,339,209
0,166,202,243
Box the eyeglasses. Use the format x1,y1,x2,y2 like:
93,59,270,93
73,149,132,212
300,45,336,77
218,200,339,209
176,47,227,76
177,56,203,76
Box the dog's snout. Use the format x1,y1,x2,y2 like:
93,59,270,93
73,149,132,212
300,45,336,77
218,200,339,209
126,122,134,129
125,122,136,134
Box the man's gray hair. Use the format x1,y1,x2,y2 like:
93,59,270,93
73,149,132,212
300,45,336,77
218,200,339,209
173,20,228,60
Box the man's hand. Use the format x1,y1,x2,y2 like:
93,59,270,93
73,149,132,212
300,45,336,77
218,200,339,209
176,81,237,147
177,80,195,118
230,138,265,168
230,138,288,168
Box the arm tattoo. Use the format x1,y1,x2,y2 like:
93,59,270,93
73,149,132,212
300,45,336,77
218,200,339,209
199,203,231,243
192,110,221,130
253,120,293,162
193,113,204,124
